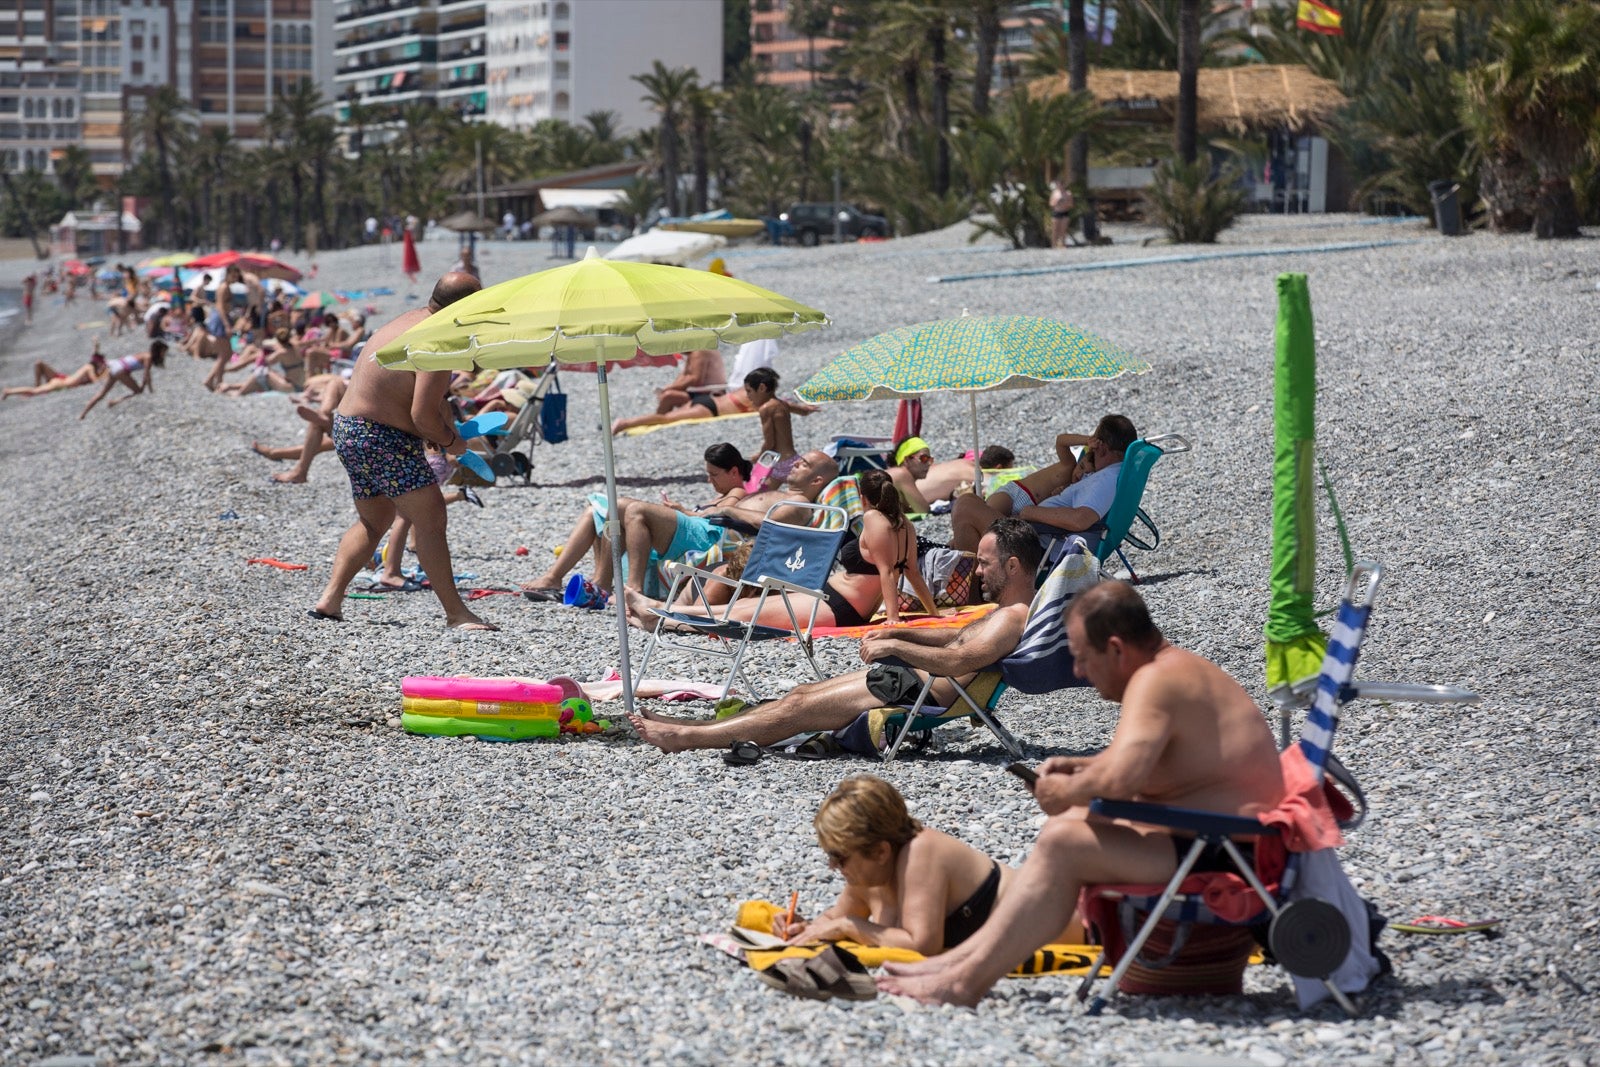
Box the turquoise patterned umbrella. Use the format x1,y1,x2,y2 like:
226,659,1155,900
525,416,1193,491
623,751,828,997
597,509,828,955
797,315,1149,482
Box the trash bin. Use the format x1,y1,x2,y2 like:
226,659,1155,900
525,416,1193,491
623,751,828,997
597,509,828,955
1428,180,1463,237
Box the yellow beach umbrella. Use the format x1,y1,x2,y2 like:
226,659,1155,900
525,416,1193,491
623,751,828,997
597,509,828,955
376,247,829,713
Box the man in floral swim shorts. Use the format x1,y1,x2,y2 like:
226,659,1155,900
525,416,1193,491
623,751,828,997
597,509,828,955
308,271,497,631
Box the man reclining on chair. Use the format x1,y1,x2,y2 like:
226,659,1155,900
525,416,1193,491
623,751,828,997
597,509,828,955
947,414,1136,555
629,518,1042,753
876,580,1286,1005
605,450,840,609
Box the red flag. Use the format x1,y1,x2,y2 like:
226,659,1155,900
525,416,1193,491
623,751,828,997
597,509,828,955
893,398,922,441
1296,0,1343,35
402,228,421,282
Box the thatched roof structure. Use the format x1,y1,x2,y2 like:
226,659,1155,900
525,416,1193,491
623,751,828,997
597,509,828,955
1032,65,1347,135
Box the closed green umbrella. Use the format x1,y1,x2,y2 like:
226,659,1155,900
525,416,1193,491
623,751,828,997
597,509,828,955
1265,273,1328,702
797,314,1149,487
375,247,828,714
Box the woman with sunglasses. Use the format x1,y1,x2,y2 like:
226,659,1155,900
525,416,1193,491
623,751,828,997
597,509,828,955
774,776,1079,953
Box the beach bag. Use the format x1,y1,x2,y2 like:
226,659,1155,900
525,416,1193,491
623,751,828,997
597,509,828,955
539,373,568,444
897,547,976,612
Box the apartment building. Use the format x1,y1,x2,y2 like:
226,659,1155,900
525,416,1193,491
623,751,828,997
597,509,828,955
484,1,719,134
1,0,335,182
332,0,488,126
748,0,838,91
0,0,83,174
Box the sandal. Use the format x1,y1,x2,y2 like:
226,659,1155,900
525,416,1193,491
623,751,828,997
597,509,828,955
806,946,877,1001
1391,915,1503,936
755,956,832,1000
521,586,562,602
722,740,763,766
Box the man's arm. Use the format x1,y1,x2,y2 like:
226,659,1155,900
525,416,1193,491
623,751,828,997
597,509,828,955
1017,502,1100,531
410,370,463,453
1055,432,1093,466
861,605,1027,676
1032,670,1176,815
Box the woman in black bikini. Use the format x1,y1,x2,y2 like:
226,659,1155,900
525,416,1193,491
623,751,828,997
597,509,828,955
773,776,1080,953
820,468,940,627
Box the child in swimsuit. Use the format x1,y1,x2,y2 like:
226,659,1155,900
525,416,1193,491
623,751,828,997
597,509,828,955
773,776,1081,953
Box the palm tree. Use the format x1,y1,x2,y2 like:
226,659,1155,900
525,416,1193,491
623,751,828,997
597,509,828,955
52,145,97,208
583,109,620,145
963,86,1103,249
1175,0,1199,164
191,126,237,247
685,84,720,213
1459,0,1599,238
632,61,700,216
1067,0,1100,241
1237,0,1397,96
966,0,1004,118
787,0,834,90
129,86,194,247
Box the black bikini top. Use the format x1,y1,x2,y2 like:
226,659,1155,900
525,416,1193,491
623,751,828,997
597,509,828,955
838,526,910,576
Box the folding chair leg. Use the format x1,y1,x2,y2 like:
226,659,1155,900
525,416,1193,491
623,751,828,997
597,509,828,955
1116,547,1139,583
882,677,939,762
1080,839,1206,1015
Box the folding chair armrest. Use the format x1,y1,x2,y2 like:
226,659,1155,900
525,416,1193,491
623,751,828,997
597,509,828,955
1088,798,1280,839
1143,432,1191,455
659,560,736,588
1342,681,1481,705
754,575,827,600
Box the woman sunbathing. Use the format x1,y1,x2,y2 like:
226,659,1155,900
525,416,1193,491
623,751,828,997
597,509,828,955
521,442,752,600
624,468,940,630
3,345,108,400
80,340,166,418
773,776,1081,953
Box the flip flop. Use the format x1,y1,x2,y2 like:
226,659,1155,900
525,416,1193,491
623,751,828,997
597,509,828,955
306,608,342,622
754,957,832,1000
360,577,423,593
722,740,763,766
1391,915,1503,936
461,487,484,508
457,450,495,484
521,587,562,602
455,412,509,440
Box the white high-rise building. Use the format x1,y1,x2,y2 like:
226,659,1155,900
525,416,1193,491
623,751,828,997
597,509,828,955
486,0,721,134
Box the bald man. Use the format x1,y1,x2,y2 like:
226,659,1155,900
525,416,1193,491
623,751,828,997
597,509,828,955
308,272,496,630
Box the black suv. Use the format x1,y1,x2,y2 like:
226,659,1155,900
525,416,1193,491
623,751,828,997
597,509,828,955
779,202,889,245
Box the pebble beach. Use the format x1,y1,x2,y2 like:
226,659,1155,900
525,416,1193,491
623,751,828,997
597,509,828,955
1,217,1597,1066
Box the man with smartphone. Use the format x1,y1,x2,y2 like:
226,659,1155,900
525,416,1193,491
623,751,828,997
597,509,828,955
878,581,1286,1006
629,519,1043,751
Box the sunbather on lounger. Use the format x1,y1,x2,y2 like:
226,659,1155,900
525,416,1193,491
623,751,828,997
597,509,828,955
887,439,1016,514
947,420,1129,552
629,519,1041,752
773,776,1081,953
876,581,1285,1006
519,442,754,600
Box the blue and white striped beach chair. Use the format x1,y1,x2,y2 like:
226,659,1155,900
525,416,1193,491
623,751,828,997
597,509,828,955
632,501,848,701
1074,562,1480,1016
874,543,1100,761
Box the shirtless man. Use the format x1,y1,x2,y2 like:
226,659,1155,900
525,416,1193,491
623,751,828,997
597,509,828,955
877,580,1286,1005
948,418,1132,552
630,519,1041,751
653,348,727,414
307,271,496,631
888,439,1016,514
615,449,838,606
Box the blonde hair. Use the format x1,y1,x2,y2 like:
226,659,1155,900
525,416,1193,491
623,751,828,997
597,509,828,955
814,775,922,856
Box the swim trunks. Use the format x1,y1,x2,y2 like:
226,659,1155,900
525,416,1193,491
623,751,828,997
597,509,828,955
665,512,724,561
332,412,436,500
1001,480,1037,512
689,391,719,415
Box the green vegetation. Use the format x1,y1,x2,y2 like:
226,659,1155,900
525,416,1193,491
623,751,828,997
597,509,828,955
10,0,1592,253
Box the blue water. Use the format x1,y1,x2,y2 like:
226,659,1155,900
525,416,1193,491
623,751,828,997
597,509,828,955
0,288,27,374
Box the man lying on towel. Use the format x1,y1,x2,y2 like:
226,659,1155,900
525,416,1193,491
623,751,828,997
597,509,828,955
629,519,1042,752
876,581,1286,1005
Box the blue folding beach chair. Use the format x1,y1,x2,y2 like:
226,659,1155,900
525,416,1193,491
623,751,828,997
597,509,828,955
1040,433,1190,582
1073,562,1480,1016
632,501,848,701
869,544,1099,761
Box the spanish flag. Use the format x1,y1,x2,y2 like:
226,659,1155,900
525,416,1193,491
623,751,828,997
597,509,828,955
1296,0,1344,35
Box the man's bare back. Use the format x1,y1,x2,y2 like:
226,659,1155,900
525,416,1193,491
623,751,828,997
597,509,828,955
335,307,432,433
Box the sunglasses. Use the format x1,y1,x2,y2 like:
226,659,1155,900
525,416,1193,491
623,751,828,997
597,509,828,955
825,848,852,865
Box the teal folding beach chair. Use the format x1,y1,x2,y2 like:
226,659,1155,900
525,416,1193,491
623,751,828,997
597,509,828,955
1073,562,1480,1016
632,501,848,701
869,545,1099,761
1041,433,1190,582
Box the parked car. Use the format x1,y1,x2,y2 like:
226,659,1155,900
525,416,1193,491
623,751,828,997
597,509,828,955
778,203,889,246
